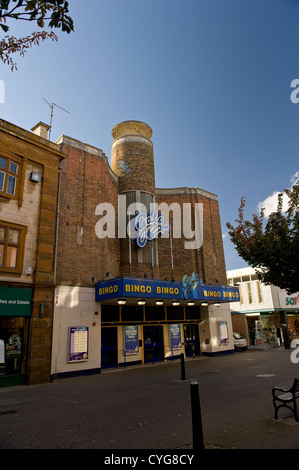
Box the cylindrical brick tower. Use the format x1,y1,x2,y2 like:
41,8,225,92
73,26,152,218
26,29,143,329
111,120,155,194
111,121,159,278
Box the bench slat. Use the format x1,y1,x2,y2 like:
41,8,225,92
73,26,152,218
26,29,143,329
272,378,299,422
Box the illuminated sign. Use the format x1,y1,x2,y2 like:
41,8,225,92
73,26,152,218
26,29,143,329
134,210,169,248
95,277,240,302
182,273,202,299
96,277,181,300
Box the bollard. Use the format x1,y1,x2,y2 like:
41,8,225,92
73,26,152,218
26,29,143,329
190,381,205,450
180,353,186,380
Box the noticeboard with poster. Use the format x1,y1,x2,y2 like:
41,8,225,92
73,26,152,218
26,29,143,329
124,326,139,355
218,321,229,345
169,324,182,350
68,327,89,363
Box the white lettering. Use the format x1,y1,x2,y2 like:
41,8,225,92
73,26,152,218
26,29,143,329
117,195,127,238
183,203,203,249
95,203,115,238
152,202,181,239
95,197,204,250
148,454,194,465
104,454,139,467
290,79,299,104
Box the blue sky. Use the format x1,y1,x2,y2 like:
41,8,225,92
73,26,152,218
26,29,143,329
1,0,298,271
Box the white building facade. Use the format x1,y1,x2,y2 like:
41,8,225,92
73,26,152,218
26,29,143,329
227,267,299,349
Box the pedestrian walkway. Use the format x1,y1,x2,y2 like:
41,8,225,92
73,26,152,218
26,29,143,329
0,348,299,450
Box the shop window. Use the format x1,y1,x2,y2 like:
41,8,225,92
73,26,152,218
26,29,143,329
239,286,244,304
256,281,263,303
145,306,165,322
0,222,27,274
101,305,120,323
185,306,201,320
247,283,253,304
121,305,144,322
0,317,29,377
166,306,184,321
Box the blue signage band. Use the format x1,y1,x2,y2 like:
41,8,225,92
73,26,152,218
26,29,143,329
95,277,240,303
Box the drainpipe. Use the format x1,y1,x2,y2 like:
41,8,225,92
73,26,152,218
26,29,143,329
53,160,63,285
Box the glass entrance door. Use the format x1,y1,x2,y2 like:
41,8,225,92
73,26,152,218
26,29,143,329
184,324,200,357
101,327,118,369
143,325,164,363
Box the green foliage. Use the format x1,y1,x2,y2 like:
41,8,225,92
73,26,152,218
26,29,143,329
227,179,299,294
0,0,73,33
0,0,74,69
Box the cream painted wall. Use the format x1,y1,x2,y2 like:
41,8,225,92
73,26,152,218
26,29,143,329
51,286,101,375
199,304,235,355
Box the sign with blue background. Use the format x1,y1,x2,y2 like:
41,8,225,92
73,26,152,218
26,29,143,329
124,326,139,354
95,276,239,302
169,324,182,349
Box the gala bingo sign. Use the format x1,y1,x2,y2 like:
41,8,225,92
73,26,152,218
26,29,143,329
95,275,240,303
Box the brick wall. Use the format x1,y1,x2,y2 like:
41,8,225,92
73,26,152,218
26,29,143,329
56,133,228,288
231,313,247,337
156,188,227,285
111,139,155,194
56,138,120,287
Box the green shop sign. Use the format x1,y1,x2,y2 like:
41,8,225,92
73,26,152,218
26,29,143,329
0,287,32,317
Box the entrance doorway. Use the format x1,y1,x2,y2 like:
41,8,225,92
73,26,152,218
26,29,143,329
101,327,118,369
184,324,200,357
143,325,164,363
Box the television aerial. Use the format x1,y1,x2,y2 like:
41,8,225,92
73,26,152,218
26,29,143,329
43,98,70,140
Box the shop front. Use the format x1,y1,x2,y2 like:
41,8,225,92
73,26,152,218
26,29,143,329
0,286,32,387
243,291,299,349
50,277,239,378
279,292,299,345
96,276,239,368
100,304,198,368
245,313,281,349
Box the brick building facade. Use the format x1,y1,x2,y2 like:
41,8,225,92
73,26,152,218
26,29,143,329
0,119,64,387
51,121,239,378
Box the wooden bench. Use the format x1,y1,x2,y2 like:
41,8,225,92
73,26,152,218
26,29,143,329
272,378,299,422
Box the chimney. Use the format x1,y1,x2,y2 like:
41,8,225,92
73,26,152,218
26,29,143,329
31,122,50,140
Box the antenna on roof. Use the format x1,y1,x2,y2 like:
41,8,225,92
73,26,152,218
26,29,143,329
43,98,70,140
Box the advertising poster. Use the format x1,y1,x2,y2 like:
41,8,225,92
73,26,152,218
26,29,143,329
169,324,182,349
68,327,89,362
218,321,229,345
124,326,139,355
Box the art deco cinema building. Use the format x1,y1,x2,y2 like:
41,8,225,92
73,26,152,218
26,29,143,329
51,121,239,377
